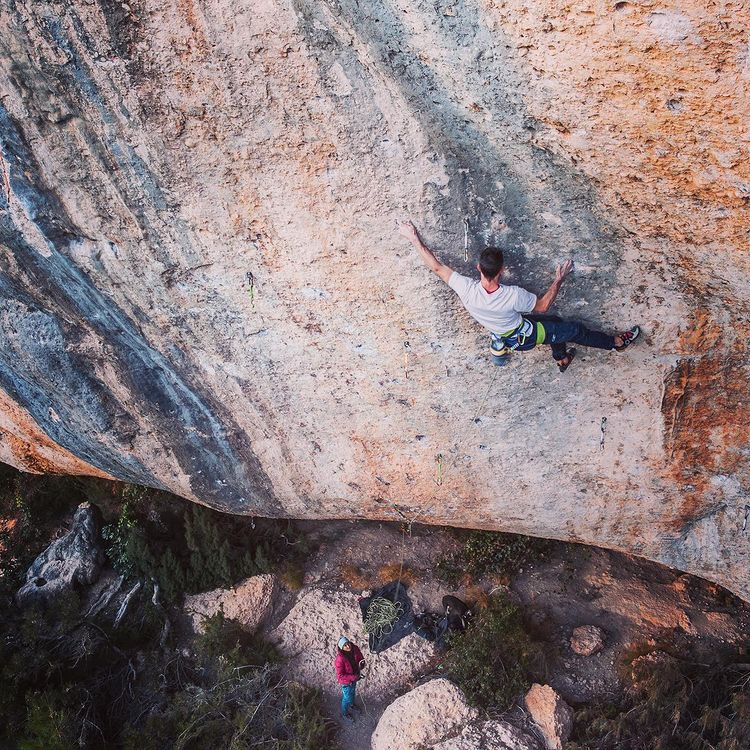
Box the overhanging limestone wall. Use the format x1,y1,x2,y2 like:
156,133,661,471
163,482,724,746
1,0,749,595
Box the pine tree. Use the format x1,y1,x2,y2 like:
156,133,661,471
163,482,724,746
209,540,233,588
125,530,157,580
240,549,258,577
184,507,209,591
184,506,240,591
156,548,186,603
254,545,271,574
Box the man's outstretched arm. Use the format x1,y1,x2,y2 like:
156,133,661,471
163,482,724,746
399,222,454,284
532,259,574,313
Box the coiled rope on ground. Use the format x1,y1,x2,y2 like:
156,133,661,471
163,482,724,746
363,597,404,638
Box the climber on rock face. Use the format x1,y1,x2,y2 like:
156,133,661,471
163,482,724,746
398,221,640,371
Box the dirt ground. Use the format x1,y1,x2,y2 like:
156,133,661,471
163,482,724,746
262,520,750,750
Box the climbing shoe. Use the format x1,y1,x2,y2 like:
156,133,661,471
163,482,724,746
557,348,576,373
615,325,641,351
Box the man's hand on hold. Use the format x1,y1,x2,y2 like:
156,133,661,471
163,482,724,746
402,221,454,283
399,221,418,241
533,259,574,312
555,259,574,283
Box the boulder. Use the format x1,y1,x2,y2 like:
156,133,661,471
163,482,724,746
432,719,541,750
16,502,104,608
183,574,276,633
570,625,606,657
371,678,478,750
524,684,574,750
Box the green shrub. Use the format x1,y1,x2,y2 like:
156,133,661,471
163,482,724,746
0,594,99,744
102,487,278,603
280,562,305,591
194,609,279,670
437,530,550,586
16,690,76,750
121,668,335,750
282,682,336,750
567,653,750,750
441,594,540,710
101,494,143,578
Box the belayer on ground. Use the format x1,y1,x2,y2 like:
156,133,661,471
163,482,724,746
335,585,474,726
335,636,366,724
399,221,640,371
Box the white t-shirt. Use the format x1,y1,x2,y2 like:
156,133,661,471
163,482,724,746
448,272,537,335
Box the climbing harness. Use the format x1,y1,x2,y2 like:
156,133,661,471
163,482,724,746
494,317,535,352
363,597,404,638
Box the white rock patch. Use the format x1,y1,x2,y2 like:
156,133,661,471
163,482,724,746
183,574,276,634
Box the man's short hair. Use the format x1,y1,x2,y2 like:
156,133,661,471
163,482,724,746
479,247,504,279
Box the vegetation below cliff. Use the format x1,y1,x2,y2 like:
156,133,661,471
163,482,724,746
2,466,750,749
0,466,327,749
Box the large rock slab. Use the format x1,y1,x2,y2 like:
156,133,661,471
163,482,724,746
16,502,104,608
183,574,276,633
271,587,435,703
1,0,750,597
371,678,478,750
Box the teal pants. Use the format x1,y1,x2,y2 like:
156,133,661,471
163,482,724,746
341,682,356,716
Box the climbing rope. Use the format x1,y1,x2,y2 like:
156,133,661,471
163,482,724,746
363,597,404,638
440,365,501,482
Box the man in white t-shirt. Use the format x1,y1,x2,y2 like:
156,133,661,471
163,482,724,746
399,221,639,371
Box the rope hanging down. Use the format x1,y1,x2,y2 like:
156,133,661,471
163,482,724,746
439,365,501,483
363,597,404,638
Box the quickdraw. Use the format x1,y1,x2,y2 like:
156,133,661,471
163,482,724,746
504,318,534,350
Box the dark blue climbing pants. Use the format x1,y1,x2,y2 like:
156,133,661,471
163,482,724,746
531,315,615,361
491,315,615,366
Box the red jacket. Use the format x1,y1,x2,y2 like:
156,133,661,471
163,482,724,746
335,644,364,685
